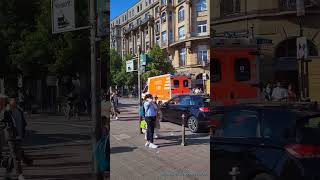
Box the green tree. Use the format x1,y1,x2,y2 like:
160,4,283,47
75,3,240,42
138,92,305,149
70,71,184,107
142,45,175,82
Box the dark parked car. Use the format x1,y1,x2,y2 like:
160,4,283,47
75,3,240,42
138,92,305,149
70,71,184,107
211,103,320,180
160,94,214,133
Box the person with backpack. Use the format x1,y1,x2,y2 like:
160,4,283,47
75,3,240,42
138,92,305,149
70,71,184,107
143,94,158,149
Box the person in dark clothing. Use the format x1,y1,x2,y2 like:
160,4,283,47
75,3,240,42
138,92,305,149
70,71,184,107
1,96,33,180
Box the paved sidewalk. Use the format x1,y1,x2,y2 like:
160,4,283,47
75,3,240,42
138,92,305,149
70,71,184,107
0,115,99,180
111,101,210,180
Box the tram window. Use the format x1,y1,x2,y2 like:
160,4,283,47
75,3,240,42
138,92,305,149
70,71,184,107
173,80,179,88
235,58,251,81
210,58,221,82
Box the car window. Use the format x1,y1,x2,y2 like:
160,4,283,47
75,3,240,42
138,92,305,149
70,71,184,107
180,96,191,106
261,110,296,141
191,96,209,106
169,97,180,105
173,80,179,88
217,109,259,138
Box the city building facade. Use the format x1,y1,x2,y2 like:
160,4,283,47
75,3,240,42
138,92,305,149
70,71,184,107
111,0,210,92
211,0,320,101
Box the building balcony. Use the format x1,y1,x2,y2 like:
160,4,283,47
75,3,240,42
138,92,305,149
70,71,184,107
123,15,154,35
279,0,313,11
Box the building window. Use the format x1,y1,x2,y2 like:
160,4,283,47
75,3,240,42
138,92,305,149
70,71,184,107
179,48,186,66
197,0,207,12
162,31,167,44
221,0,240,16
178,26,185,40
145,12,150,19
137,6,140,12
178,6,185,23
155,21,160,33
162,0,167,6
161,12,167,23
146,0,148,6
156,37,160,46
145,28,148,35
197,21,207,34
137,18,141,25
197,45,208,65
146,42,150,50
169,30,174,42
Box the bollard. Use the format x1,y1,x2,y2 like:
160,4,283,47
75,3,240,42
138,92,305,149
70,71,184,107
181,114,186,146
229,167,240,180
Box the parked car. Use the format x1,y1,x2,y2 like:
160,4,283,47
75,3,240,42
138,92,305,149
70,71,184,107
211,103,320,180
160,94,215,133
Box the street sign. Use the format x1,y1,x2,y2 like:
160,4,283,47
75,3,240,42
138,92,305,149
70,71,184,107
126,60,134,72
140,54,147,66
202,73,207,80
52,0,75,33
297,37,308,59
97,0,109,37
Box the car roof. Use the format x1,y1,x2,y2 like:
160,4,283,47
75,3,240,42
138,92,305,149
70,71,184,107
226,102,320,117
172,94,209,98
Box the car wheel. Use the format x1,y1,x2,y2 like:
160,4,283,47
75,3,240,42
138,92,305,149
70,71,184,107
188,116,199,133
253,173,275,180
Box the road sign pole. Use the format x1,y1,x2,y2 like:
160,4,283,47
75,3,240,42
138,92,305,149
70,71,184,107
89,0,103,179
138,49,143,134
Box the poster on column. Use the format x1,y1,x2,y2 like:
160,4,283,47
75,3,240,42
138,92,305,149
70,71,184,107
52,0,75,33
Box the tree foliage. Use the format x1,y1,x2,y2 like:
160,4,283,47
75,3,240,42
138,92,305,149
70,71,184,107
142,45,175,82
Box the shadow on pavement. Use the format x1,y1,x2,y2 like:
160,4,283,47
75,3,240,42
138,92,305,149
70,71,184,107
157,133,210,148
31,161,91,168
24,130,91,147
111,146,137,154
29,153,73,160
25,173,93,180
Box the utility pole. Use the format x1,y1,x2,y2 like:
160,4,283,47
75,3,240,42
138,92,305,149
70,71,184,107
138,47,142,134
89,0,103,179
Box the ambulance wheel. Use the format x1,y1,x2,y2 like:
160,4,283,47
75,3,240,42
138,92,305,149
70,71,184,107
188,116,199,133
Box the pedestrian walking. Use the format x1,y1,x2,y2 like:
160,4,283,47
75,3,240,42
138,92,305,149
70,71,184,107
143,94,158,149
1,96,33,180
154,96,161,139
110,92,119,120
263,83,273,101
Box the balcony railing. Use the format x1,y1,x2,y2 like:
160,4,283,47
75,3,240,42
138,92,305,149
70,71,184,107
279,0,312,11
123,15,154,34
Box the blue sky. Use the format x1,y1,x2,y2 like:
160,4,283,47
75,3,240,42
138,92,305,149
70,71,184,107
110,0,138,20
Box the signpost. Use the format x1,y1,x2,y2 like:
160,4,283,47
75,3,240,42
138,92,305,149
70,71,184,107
52,0,75,33
297,36,309,99
126,60,134,72
51,0,104,179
